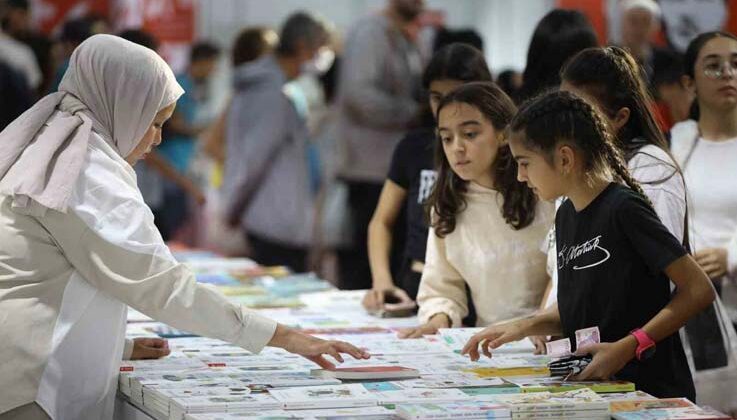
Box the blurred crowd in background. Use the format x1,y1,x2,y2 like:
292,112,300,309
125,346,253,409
0,0,729,287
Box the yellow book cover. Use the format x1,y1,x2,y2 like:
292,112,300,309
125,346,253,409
464,367,550,377
610,398,696,413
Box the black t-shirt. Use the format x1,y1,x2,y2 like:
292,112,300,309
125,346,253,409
556,183,694,400
387,127,437,263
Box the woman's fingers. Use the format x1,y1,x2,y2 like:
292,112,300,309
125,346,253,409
333,341,370,360
482,339,492,358
309,355,336,370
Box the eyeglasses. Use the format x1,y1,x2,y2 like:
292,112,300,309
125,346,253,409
703,60,737,79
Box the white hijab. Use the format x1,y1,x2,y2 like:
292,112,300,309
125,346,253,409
0,34,184,212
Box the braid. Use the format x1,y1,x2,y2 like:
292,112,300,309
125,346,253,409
600,132,655,208
582,93,656,209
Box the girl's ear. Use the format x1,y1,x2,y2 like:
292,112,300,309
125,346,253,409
612,107,631,132
557,144,576,175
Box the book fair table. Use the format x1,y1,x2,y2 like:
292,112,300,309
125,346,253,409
114,251,733,420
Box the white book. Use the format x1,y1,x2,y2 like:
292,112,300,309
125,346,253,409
397,401,512,419
611,407,732,420
226,372,341,388
597,391,657,402
285,406,396,419
120,357,205,373
401,373,507,388
268,384,378,410
183,411,295,420
170,393,281,412
227,364,307,374
352,338,449,355
147,386,253,402
374,388,470,405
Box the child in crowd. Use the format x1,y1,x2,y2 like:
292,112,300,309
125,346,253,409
462,90,715,400
362,43,493,312
399,82,553,338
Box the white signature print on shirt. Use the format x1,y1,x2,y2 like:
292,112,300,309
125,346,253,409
558,235,611,270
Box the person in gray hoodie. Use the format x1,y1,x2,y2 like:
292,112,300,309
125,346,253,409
334,0,425,289
223,12,331,272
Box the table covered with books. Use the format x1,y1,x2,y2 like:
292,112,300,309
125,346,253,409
115,250,733,420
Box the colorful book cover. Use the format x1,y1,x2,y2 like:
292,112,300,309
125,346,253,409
464,366,551,377
610,398,698,413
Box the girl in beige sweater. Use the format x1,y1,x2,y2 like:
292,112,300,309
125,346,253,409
400,82,553,338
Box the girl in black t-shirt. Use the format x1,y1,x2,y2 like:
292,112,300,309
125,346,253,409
462,90,715,400
362,43,493,313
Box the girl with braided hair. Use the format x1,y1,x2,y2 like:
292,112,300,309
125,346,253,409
462,90,715,400
398,82,553,339
537,45,688,310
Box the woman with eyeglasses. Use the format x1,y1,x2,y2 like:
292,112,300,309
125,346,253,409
671,31,737,331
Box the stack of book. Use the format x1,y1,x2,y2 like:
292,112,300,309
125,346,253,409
267,384,378,410
611,398,732,419
397,401,512,419
168,394,282,420
508,377,636,393
482,388,611,419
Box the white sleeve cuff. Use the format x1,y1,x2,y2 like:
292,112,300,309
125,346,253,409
122,338,134,360
233,309,278,353
418,299,464,328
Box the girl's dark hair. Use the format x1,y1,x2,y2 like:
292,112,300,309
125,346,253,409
511,90,651,206
561,46,668,158
417,43,493,127
428,82,538,237
518,9,598,102
684,31,737,120
422,43,492,89
561,47,691,248
232,27,277,67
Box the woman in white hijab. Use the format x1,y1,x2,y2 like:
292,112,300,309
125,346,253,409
0,34,368,420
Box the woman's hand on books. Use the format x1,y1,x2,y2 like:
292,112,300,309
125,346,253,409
362,286,413,312
572,336,637,381
269,324,370,370
461,319,531,361
130,337,171,360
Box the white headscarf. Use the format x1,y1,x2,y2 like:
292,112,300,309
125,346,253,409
0,34,184,212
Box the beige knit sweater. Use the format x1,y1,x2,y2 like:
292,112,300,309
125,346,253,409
417,182,554,327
